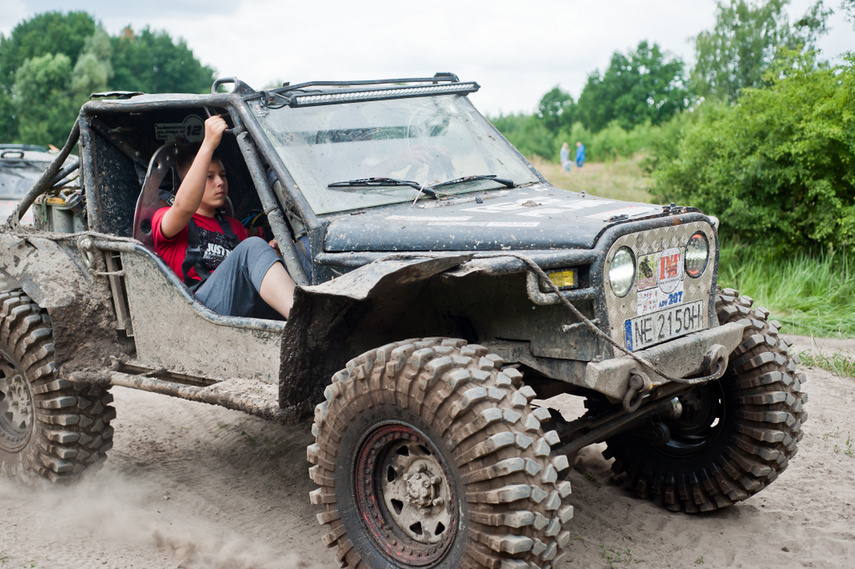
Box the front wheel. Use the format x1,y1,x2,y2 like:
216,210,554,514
308,338,573,568
603,288,807,512
0,290,115,482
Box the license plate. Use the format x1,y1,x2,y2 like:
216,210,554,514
624,300,705,351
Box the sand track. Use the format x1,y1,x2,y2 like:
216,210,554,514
1,335,853,568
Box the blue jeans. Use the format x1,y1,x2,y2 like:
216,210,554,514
195,237,282,317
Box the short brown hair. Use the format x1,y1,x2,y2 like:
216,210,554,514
175,143,222,181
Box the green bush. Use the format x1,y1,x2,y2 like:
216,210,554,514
653,52,855,254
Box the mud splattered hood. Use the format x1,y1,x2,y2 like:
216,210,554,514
322,184,666,252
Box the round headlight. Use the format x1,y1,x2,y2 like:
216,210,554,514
685,232,709,278
609,246,635,297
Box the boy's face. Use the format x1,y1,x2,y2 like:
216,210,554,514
200,158,228,211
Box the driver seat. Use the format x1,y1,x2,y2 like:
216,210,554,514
133,143,178,251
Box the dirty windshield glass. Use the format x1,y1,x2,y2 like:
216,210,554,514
250,94,539,215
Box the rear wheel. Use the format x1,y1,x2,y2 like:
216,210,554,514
603,288,807,512
0,290,115,482
308,338,574,568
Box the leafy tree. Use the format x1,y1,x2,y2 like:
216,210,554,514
110,27,215,94
843,0,855,25
70,28,113,104
653,52,855,253
0,11,95,94
536,86,576,133
692,0,830,103
0,13,215,143
0,11,95,141
0,90,15,141
576,40,691,132
12,53,78,146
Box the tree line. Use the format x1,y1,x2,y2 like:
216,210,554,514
1,2,852,254
492,0,832,162
493,0,853,254
0,11,214,146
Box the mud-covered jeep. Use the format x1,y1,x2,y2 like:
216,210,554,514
0,74,806,568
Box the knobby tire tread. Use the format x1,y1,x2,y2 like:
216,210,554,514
603,287,807,513
308,338,573,569
0,290,114,483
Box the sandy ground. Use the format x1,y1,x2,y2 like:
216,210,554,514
1,335,853,569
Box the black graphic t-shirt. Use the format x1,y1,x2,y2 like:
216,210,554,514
198,225,238,273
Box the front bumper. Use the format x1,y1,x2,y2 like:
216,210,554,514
584,321,745,401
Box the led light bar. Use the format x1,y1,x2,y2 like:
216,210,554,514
289,82,480,107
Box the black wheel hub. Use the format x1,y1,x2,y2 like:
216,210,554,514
355,422,458,567
663,381,727,457
0,353,34,452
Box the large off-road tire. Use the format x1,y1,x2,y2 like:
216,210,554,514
602,287,807,513
308,338,573,569
0,290,115,482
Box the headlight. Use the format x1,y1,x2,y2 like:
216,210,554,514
609,246,635,297
685,232,709,278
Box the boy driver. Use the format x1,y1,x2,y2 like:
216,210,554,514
153,115,295,319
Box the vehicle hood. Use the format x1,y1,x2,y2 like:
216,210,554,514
322,184,666,252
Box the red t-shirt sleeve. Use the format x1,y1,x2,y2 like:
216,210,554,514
152,207,192,279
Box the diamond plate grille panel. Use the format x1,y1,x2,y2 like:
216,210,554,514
605,221,717,347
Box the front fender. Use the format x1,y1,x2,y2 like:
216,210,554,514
278,254,471,410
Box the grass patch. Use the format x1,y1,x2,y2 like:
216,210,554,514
822,427,854,457
718,246,855,338
531,156,654,204
600,545,636,567
798,349,855,379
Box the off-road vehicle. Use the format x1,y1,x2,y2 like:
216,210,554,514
0,74,806,569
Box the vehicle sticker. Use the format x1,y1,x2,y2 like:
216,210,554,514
486,221,539,227
462,197,613,215
635,247,686,316
637,253,658,291
516,207,567,218
657,247,683,293
637,286,685,316
585,205,660,221
425,221,539,227
154,115,205,143
386,215,472,222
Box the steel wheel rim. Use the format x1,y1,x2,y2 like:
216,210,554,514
0,351,35,452
355,422,458,567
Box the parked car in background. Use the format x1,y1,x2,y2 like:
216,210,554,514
0,144,75,226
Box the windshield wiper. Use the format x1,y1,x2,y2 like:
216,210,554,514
327,177,438,199
431,174,515,190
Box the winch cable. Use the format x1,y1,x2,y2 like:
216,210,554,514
477,252,727,387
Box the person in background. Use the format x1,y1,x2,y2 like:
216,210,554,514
560,142,572,172
575,141,586,168
152,115,296,319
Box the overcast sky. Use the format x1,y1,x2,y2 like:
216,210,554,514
2,0,853,115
